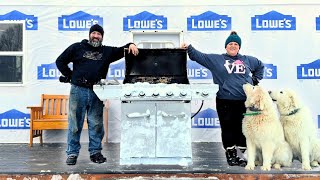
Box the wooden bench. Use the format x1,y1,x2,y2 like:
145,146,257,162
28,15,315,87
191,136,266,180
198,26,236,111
27,94,109,147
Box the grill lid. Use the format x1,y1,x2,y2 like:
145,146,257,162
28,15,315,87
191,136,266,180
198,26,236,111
123,48,189,84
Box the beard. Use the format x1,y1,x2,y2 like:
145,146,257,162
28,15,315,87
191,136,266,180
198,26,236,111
88,38,102,47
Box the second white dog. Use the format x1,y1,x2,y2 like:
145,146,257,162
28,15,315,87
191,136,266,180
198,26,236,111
269,89,320,170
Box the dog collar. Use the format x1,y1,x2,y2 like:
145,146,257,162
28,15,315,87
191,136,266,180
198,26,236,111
243,112,261,116
243,107,262,116
283,108,300,116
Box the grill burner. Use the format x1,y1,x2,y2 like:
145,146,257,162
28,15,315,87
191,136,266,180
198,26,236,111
124,76,190,84
128,76,172,84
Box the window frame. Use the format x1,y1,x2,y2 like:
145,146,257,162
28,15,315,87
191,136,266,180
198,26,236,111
130,30,183,49
0,20,26,86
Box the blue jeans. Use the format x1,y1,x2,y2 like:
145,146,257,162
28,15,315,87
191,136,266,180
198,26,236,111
66,84,104,156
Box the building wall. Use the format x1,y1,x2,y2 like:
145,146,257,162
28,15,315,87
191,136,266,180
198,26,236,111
0,1,319,143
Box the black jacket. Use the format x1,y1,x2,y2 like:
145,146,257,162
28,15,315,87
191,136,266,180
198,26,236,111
56,39,132,87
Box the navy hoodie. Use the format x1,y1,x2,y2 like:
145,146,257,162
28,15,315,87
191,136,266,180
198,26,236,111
187,45,264,100
56,39,132,87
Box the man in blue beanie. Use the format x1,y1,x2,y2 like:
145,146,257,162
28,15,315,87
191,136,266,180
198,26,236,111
56,23,139,165
181,31,264,167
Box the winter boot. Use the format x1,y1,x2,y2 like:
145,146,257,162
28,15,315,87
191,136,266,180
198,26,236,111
90,152,107,164
225,147,238,166
236,156,247,167
237,148,247,167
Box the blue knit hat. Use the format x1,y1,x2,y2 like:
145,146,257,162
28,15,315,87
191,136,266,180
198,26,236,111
225,31,241,48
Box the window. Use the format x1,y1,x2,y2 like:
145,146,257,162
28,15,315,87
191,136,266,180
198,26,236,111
137,41,175,49
131,31,183,49
0,21,25,85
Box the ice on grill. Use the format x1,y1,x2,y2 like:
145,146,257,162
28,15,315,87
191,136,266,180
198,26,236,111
93,48,219,165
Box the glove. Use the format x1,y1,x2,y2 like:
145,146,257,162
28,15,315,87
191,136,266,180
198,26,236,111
252,77,259,86
59,76,71,83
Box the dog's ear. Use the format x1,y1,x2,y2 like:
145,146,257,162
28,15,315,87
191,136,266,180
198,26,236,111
256,87,266,110
287,89,300,109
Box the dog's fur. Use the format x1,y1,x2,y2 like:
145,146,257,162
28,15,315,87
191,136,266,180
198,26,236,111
242,84,292,171
269,89,320,170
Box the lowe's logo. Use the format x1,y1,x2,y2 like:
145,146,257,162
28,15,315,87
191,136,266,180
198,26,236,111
251,10,296,30
37,62,72,80
187,61,212,79
192,108,220,128
264,63,277,79
297,59,320,79
107,61,125,80
0,10,38,30
58,11,103,31
123,11,167,31
316,16,320,31
0,109,30,129
187,11,231,31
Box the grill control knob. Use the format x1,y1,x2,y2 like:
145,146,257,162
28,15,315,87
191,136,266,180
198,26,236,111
166,91,173,97
153,92,159,97
124,93,132,98
180,91,187,97
201,91,209,97
139,91,145,97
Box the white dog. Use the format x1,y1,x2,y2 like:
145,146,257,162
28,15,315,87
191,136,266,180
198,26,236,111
242,84,292,171
269,89,320,170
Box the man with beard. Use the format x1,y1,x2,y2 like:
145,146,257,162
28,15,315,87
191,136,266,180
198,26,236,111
56,24,139,165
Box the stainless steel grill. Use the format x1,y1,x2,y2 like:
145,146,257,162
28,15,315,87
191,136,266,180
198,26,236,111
93,48,218,165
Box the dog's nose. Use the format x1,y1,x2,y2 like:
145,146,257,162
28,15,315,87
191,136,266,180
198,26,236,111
268,91,271,94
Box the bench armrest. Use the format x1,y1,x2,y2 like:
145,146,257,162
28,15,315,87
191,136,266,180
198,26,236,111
27,106,43,120
27,106,42,109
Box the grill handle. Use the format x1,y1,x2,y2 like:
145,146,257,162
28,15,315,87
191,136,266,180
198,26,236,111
160,111,186,118
126,110,151,118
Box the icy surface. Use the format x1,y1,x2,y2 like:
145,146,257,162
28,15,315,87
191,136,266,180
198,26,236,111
120,101,192,165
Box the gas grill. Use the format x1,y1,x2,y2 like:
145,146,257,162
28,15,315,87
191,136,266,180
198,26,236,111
123,48,189,84
93,48,218,165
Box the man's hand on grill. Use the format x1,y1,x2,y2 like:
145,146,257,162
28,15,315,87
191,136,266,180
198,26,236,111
181,43,189,49
128,44,139,56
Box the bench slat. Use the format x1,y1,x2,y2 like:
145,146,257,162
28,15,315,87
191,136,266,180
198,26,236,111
33,121,68,130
